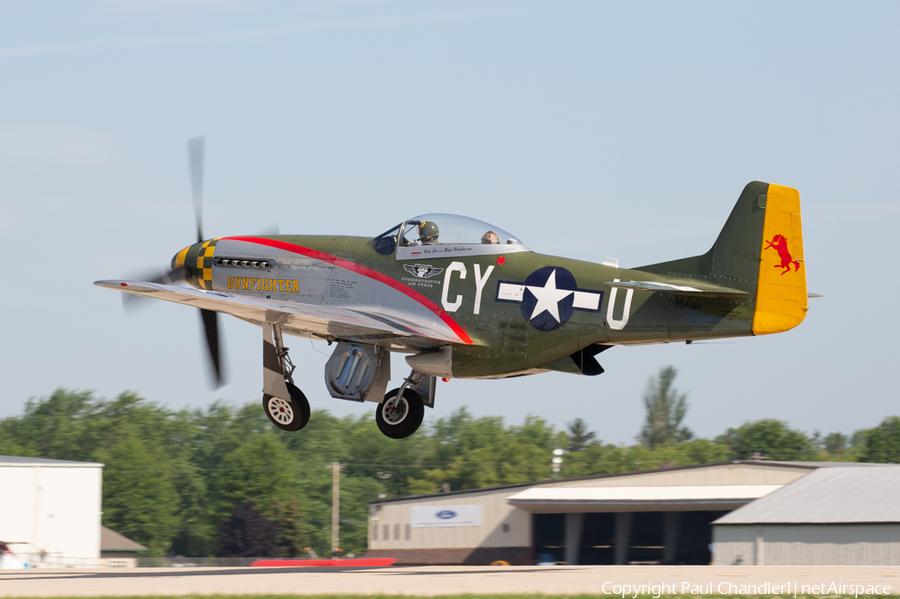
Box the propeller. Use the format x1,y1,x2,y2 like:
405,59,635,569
187,136,226,388
189,136,204,243
200,306,224,388
122,136,226,389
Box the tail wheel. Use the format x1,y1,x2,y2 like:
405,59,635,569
263,383,310,431
375,388,424,439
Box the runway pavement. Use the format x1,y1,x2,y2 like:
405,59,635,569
2,565,899,596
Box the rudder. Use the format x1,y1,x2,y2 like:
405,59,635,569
752,183,807,334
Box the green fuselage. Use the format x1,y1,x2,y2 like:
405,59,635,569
177,233,755,379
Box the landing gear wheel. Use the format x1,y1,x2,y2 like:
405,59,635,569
376,388,424,439
263,383,310,432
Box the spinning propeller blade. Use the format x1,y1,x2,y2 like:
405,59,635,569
188,136,205,243
122,137,227,389
188,136,226,387
200,308,225,388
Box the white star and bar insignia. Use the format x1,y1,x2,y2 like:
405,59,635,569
496,266,603,331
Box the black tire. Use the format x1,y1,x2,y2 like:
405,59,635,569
375,388,424,439
262,383,310,431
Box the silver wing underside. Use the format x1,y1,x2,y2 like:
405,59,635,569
95,279,462,352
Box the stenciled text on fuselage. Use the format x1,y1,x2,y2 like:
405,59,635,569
227,276,299,293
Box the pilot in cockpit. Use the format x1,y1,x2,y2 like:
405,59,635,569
418,221,439,245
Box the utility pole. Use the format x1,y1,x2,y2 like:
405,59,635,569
330,461,342,556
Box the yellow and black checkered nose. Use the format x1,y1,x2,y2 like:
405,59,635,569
171,239,220,290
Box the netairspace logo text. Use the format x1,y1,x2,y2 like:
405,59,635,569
600,581,892,598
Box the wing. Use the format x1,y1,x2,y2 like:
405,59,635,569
95,280,470,347
604,280,750,299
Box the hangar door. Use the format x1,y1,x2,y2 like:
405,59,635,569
533,511,728,565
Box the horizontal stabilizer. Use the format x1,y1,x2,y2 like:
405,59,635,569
605,280,749,299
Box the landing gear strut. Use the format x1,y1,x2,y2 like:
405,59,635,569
261,322,310,431
375,370,426,439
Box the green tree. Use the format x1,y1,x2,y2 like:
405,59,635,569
716,419,815,461
208,432,300,523
859,416,900,463
271,494,308,558
337,475,384,556
823,432,848,455
217,500,279,557
566,418,596,453
0,389,99,460
639,366,692,448
97,436,179,556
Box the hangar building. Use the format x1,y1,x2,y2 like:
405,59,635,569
366,460,895,566
0,455,103,568
713,465,900,565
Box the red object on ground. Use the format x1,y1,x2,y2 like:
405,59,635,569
251,558,397,567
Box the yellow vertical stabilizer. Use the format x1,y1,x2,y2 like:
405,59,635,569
752,184,808,335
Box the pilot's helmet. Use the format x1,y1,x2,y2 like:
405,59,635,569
481,230,499,244
418,220,439,244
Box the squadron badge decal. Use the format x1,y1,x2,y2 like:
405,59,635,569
404,263,444,279
496,266,603,331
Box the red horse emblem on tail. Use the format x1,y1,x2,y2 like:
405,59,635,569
765,234,800,275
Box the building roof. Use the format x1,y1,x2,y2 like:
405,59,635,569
714,466,900,525
369,460,843,505
0,455,103,468
764,461,890,468
509,485,781,505
100,526,148,552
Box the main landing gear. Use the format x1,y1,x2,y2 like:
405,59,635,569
375,371,427,439
261,323,310,432
260,326,436,438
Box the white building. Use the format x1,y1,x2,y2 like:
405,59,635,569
0,455,103,568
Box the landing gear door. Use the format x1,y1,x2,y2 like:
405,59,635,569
324,342,390,403
413,374,436,408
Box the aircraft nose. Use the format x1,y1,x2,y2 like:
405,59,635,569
171,240,219,290
171,244,192,271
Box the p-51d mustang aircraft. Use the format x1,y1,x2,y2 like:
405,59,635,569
96,140,809,439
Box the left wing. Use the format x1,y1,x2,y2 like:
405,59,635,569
95,279,472,347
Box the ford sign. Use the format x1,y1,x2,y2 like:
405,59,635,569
435,510,457,520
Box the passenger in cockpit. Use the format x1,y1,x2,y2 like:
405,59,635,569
418,221,439,245
481,230,499,244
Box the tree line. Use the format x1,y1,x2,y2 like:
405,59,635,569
1,368,897,558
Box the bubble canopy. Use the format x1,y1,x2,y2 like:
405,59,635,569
372,213,529,257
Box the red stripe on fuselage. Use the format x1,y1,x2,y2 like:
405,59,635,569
222,236,474,345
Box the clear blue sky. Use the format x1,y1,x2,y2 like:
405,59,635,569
1,1,898,444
